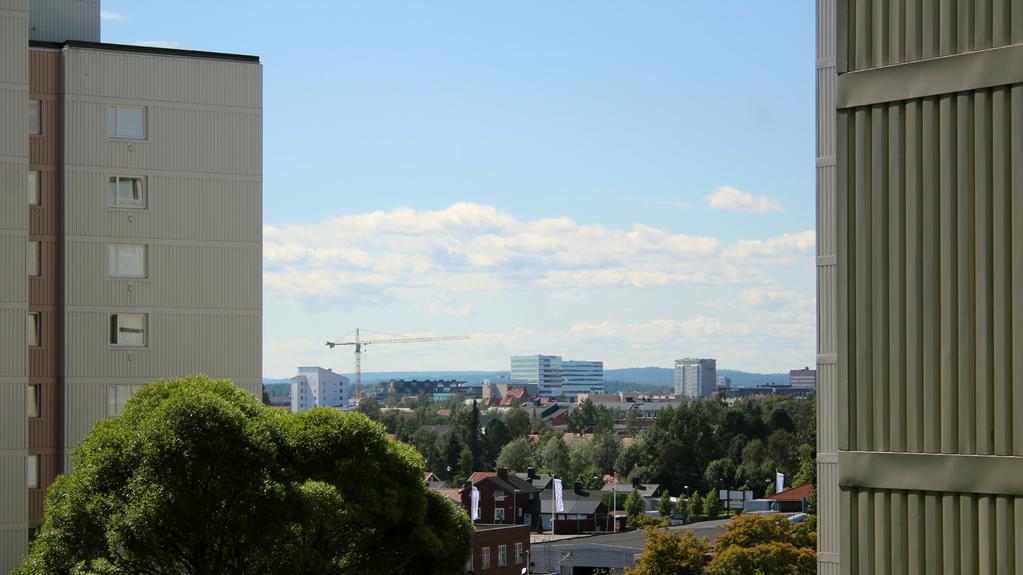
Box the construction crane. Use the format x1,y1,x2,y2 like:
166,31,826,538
326,328,469,402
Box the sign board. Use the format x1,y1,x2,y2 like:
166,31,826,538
726,500,745,510
719,490,755,501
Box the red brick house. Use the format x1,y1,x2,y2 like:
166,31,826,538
468,524,530,575
460,468,542,526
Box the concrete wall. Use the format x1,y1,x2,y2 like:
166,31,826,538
0,1,30,570
824,0,1023,572
60,45,262,462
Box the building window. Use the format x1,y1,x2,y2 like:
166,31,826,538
27,313,40,347
28,241,40,277
108,384,143,417
109,244,146,278
110,314,146,347
494,507,505,522
481,547,490,570
514,542,523,564
108,105,146,139
27,455,38,489
29,100,40,135
497,545,507,567
27,384,40,418
28,171,40,205
109,176,145,209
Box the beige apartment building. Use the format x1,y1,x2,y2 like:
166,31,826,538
819,0,1022,572
0,1,262,570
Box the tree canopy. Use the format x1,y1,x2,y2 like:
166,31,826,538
15,376,472,575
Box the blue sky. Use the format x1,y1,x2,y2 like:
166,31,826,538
101,1,817,377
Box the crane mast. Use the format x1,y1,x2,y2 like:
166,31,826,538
326,328,469,403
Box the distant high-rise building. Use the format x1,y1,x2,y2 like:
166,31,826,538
674,358,716,399
561,360,604,398
511,355,563,397
788,367,816,389
291,367,348,412
1,2,261,569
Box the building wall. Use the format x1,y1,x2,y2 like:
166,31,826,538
511,355,563,397
28,0,98,43
291,367,347,411
470,525,530,575
0,1,29,569
674,358,716,399
562,360,604,397
59,45,262,464
824,0,1023,572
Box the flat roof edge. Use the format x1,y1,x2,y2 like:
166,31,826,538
30,40,260,63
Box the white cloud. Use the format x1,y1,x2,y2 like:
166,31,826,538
423,303,475,317
724,230,815,261
100,11,123,21
132,40,178,49
705,186,782,213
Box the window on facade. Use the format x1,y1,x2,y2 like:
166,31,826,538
108,384,143,417
27,313,40,347
29,100,40,135
108,105,146,139
497,545,507,567
514,542,523,564
109,244,146,278
28,241,40,277
27,384,40,418
109,176,145,208
27,455,39,489
481,547,490,569
110,314,146,347
494,507,505,522
28,171,40,205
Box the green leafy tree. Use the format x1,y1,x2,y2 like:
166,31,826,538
503,408,532,439
657,490,673,517
707,514,817,575
685,494,702,521
483,417,511,467
591,431,622,475
624,489,647,523
14,376,471,575
625,408,644,436
356,398,381,420
701,489,722,520
539,434,571,479
496,437,535,471
702,458,735,490
466,400,483,471
624,527,707,575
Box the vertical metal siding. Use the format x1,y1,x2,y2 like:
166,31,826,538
27,0,98,43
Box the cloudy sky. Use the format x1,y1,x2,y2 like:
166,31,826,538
102,1,816,377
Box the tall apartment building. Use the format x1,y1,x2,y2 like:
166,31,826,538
561,360,604,398
0,2,262,570
673,358,716,399
511,355,563,397
788,367,816,389
291,367,348,412
818,1,1022,572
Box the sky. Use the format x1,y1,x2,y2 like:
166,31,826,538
100,1,817,378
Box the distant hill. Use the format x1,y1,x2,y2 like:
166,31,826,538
263,368,791,389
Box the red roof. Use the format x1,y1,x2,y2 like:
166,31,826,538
468,471,496,485
430,487,462,504
767,483,812,501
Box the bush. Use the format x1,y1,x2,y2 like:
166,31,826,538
625,527,708,575
706,541,815,575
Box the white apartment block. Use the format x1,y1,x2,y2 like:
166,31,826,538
511,355,563,397
0,1,262,570
291,366,348,412
674,358,716,399
561,360,604,399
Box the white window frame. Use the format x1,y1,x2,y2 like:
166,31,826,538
497,544,507,567
28,100,41,135
494,507,505,522
28,171,41,206
481,547,490,570
109,175,146,209
514,542,523,565
27,455,39,489
110,313,147,347
28,384,40,419
109,244,147,278
27,313,40,347
108,105,146,140
28,241,40,277
108,384,144,417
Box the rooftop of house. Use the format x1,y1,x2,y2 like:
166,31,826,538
767,483,812,501
467,471,543,494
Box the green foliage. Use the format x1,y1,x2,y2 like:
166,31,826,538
685,495,702,522
591,431,622,475
356,398,381,420
503,408,532,439
624,488,647,524
15,376,472,575
625,408,644,436
701,489,722,520
657,490,673,517
496,437,535,471
566,398,615,433
625,527,708,575
707,514,817,575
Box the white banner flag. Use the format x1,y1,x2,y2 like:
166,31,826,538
776,472,785,495
471,486,480,521
553,478,564,512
